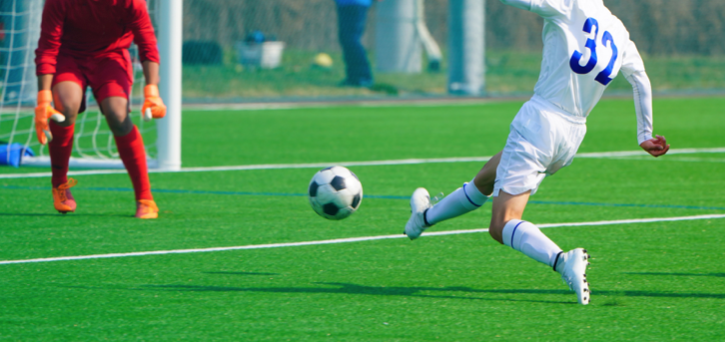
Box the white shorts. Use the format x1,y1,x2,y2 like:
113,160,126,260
493,96,587,197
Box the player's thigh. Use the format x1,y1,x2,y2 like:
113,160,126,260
51,55,88,124
489,190,531,243
473,151,502,196
51,81,84,126
493,129,548,197
546,122,586,175
89,53,133,117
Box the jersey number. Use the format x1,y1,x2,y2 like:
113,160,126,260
569,17,618,86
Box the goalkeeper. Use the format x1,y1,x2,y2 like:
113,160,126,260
34,0,166,219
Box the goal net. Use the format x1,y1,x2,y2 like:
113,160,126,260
0,0,161,169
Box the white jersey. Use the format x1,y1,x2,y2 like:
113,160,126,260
502,0,646,117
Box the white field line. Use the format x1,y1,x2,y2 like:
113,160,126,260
1,213,723,266
605,156,725,163
2,147,725,180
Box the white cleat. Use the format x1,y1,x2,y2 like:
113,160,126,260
556,248,591,305
404,188,432,240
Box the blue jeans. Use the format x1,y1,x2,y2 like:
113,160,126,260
337,4,372,85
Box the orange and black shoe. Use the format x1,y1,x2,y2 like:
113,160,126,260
52,178,78,214
136,199,159,219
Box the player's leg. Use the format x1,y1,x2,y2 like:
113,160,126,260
490,104,590,304
490,191,590,305
48,75,84,213
489,190,561,264
92,53,158,219
404,152,502,240
336,4,372,86
98,96,158,219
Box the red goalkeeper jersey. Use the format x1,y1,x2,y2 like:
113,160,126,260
35,0,160,76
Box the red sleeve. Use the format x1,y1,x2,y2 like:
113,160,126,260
34,0,66,76
129,0,160,63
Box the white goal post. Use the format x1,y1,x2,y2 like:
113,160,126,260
0,0,181,171
156,0,182,171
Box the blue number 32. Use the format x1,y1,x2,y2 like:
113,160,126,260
569,17,618,86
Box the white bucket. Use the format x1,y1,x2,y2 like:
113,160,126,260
236,41,285,69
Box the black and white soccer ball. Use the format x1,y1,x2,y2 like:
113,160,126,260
308,166,363,220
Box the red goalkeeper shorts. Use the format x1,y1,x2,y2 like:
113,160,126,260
52,50,134,113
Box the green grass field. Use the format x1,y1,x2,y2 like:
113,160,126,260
1,97,724,341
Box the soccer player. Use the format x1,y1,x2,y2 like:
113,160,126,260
404,0,670,305
34,0,166,219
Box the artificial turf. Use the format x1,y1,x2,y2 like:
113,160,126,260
1,97,724,341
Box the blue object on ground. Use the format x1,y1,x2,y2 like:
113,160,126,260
245,30,266,44
0,143,35,167
335,0,373,7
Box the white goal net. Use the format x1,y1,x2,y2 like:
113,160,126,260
0,0,161,169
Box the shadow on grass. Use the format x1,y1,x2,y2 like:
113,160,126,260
133,282,573,304
204,271,279,276
134,282,725,301
624,272,725,278
0,212,130,218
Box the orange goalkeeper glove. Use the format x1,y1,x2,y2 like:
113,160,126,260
34,90,66,145
141,84,166,121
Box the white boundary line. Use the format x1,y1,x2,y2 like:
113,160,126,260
1,214,723,266
2,147,725,180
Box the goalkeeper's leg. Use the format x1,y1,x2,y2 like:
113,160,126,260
48,81,84,213
100,95,158,219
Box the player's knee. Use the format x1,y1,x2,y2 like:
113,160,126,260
102,109,132,136
55,98,81,119
106,114,133,136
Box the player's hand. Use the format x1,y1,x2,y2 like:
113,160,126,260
141,84,166,121
34,90,66,145
640,135,670,158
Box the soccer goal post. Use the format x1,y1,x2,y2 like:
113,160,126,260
0,0,182,171
448,0,485,95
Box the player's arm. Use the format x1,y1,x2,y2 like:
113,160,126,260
621,41,669,157
129,0,165,121
34,0,66,144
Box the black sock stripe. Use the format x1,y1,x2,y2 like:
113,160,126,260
423,208,432,227
552,251,564,272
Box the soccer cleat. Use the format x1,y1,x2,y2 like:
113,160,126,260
556,248,591,305
404,188,432,240
52,178,78,214
136,199,159,219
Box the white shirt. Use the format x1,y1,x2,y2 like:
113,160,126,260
501,0,653,144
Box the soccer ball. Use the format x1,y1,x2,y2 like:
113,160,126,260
308,166,363,220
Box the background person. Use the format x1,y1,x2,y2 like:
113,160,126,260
335,0,380,87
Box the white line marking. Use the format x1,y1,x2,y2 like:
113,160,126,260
2,147,725,180
1,214,723,266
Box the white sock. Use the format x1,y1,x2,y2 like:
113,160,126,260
502,219,564,270
425,180,489,225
